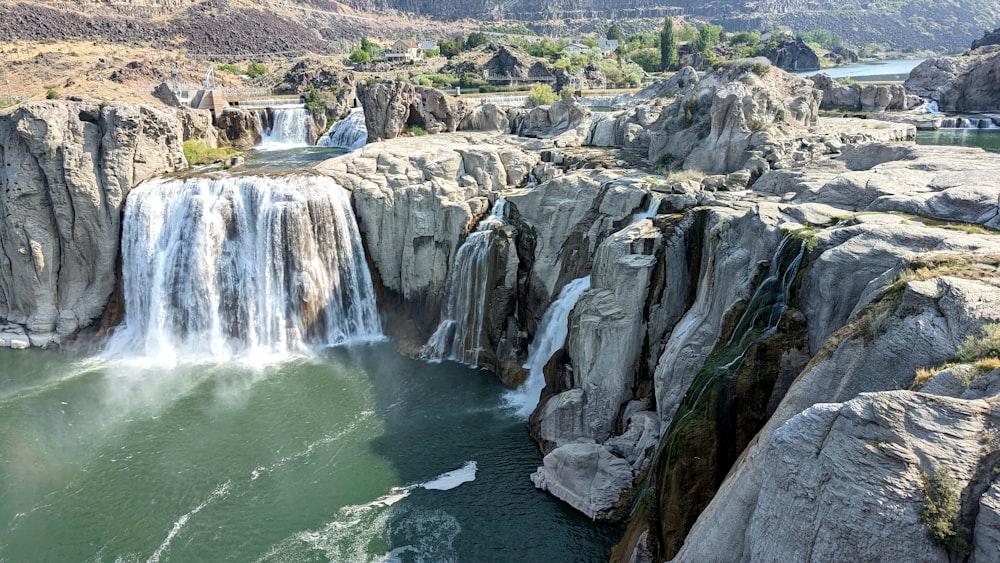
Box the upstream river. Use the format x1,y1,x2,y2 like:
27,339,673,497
795,58,925,81
0,345,621,561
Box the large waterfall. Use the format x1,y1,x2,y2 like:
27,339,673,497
422,200,507,367
105,175,381,360
259,108,313,148
504,276,592,417
318,108,368,151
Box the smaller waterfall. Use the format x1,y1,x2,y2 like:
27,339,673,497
631,196,661,223
259,108,312,148
939,116,1000,129
503,276,592,417
922,100,942,115
318,108,368,151
674,233,806,427
422,200,507,367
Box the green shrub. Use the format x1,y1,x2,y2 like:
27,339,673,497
182,140,240,166
44,84,60,100
956,323,1000,363
526,83,558,107
752,62,771,76
349,49,371,64
407,124,427,136
217,64,240,74
682,95,698,127
246,61,269,78
628,48,661,73
920,467,970,554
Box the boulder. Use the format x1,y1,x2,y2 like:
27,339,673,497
530,441,634,520
510,98,591,143
356,80,471,140
458,103,510,132
0,101,187,342
214,107,264,149
758,36,820,71
175,107,218,148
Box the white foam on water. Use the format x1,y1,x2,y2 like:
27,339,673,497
420,461,477,491
148,480,232,563
256,462,473,562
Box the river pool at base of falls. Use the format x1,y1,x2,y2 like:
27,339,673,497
0,344,620,561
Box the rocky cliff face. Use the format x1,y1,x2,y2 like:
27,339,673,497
905,48,1000,112
356,81,472,141
0,101,187,346
315,133,538,347
758,37,820,71
811,72,908,112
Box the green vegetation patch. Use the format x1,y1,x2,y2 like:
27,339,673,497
920,467,970,554
182,140,241,166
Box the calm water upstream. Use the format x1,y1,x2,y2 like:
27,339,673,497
0,345,620,561
916,129,1000,153
796,58,925,81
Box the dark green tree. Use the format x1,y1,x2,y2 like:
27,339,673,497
695,26,709,53
660,16,677,71
360,37,375,54
465,32,488,49
607,22,626,43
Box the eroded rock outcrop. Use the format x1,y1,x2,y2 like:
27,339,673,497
757,36,820,71
316,133,538,344
645,60,821,175
0,101,187,345
356,80,471,141
811,72,908,112
905,48,1000,112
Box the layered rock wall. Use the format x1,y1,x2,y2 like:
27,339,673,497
0,101,187,345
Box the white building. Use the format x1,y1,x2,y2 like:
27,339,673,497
562,43,590,57
596,38,619,56
385,40,423,63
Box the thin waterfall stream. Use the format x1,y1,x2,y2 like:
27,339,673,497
422,199,507,367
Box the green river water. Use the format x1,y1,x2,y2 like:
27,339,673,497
0,344,620,561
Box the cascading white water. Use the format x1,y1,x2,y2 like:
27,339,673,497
422,200,507,367
260,108,312,148
318,108,368,151
105,175,381,361
504,276,592,417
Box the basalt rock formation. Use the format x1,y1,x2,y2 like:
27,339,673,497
315,133,539,346
757,36,820,71
356,80,472,141
811,72,908,112
905,47,1000,112
0,101,188,346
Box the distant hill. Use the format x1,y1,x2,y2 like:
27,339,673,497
356,0,1000,53
3,0,999,54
